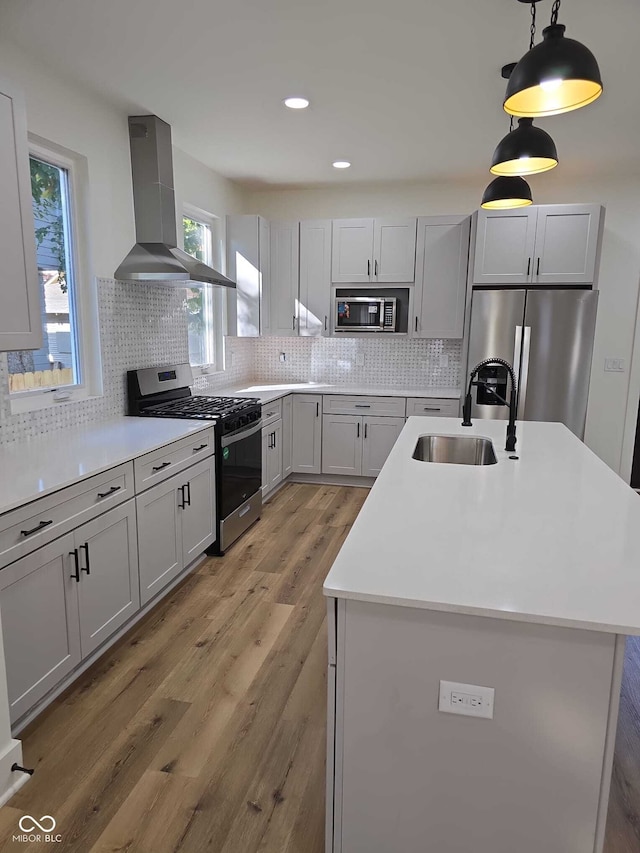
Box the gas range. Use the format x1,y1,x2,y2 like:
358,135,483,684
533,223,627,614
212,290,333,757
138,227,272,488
127,364,263,555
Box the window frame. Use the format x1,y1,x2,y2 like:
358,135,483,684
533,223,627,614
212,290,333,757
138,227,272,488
9,136,100,413
182,204,227,376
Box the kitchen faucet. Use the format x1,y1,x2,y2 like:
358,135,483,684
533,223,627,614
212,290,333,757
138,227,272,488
462,358,518,453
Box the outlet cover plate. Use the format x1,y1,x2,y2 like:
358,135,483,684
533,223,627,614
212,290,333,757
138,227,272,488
439,680,495,719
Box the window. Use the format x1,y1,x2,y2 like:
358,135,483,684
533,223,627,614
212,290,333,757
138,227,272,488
8,150,81,395
183,212,225,372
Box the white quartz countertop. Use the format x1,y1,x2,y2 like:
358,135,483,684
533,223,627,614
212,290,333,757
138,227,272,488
211,382,461,406
323,416,640,635
0,418,213,516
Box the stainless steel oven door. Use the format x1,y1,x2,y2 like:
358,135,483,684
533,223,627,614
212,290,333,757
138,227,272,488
220,419,262,519
335,297,385,332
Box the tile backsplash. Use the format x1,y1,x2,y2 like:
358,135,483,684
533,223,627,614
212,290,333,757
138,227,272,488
0,280,462,448
0,278,254,448
250,336,463,388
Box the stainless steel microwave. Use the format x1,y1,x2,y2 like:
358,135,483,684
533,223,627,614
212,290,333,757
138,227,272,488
335,297,397,333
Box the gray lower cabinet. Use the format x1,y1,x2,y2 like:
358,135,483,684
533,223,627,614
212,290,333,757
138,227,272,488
322,415,405,477
282,395,293,477
0,500,139,724
74,500,139,658
262,421,283,497
292,394,323,474
137,456,216,606
0,533,81,724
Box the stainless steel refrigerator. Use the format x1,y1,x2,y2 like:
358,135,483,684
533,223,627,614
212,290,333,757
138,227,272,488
466,288,599,439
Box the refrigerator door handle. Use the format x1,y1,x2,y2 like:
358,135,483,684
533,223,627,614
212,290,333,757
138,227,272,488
518,326,532,420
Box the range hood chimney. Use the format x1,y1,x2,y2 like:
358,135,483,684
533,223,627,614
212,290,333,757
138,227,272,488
115,115,235,288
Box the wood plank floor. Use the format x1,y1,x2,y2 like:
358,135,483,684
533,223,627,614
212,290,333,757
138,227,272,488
0,480,638,852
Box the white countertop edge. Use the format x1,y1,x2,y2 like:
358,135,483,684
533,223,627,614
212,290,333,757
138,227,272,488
210,382,462,405
321,588,639,637
0,419,214,516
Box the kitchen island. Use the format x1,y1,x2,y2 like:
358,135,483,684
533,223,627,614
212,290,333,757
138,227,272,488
323,416,640,853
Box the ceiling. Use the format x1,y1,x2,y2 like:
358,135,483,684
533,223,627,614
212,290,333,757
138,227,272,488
1,0,637,188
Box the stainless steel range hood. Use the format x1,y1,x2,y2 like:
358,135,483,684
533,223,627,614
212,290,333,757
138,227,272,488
115,115,235,288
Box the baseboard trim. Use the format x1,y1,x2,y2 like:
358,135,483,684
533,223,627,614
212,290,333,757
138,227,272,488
12,553,208,736
0,739,26,807
288,473,375,489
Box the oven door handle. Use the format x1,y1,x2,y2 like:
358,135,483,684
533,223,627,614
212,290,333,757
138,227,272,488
221,419,263,448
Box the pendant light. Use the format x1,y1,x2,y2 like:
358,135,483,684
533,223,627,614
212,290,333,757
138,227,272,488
491,64,558,176
481,176,533,209
504,0,603,118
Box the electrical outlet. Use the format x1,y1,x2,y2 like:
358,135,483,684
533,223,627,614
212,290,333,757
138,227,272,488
604,358,625,372
439,680,495,719
356,354,365,367
279,352,287,363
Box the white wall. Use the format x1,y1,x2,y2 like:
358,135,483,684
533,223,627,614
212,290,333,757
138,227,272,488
246,176,640,477
0,40,247,280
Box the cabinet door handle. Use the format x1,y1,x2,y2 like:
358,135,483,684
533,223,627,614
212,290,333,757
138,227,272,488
80,542,91,575
364,423,368,439
414,316,418,333
367,259,370,277
374,260,378,277
185,481,191,506
316,402,319,417
536,257,541,276
527,257,531,277
354,404,371,409
21,519,53,537
152,461,171,472
178,485,186,509
273,431,277,449
192,443,207,453
423,407,441,412
97,485,121,499
69,549,81,583
324,315,328,332
292,314,296,330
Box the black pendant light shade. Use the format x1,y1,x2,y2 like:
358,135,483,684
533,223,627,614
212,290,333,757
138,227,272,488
504,24,603,117
490,118,558,176
481,176,533,210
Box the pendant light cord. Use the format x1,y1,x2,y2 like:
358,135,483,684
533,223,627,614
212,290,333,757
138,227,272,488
551,0,561,25
529,2,537,49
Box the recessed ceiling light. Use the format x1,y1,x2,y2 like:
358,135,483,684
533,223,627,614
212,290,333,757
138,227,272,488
333,160,351,169
283,97,309,110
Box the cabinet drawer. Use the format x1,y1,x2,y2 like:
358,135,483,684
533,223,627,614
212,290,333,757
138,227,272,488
323,395,406,418
262,398,283,427
0,463,134,570
134,429,214,493
406,397,460,418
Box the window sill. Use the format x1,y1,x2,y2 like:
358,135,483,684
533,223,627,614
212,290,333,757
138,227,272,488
9,387,100,415
192,365,226,379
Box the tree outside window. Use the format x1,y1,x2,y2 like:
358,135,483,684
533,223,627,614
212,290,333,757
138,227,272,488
183,216,215,367
8,154,79,392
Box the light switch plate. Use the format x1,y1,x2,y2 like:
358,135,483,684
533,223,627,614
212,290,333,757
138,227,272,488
439,680,495,719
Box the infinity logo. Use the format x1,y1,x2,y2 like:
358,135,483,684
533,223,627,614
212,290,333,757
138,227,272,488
18,815,56,833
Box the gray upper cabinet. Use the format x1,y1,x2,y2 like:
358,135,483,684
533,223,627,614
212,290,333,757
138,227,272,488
533,204,603,285
473,209,537,285
332,218,417,283
0,533,81,724
269,221,299,336
473,204,604,286
413,216,470,339
226,214,270,337
299,220,332,336
0,79,42,352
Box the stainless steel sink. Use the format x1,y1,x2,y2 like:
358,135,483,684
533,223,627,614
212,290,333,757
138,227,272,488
412,435,498,466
